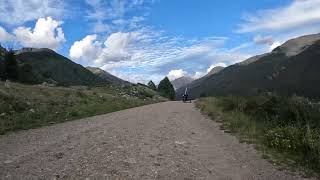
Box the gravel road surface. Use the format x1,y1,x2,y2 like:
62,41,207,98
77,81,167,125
0,102,311,179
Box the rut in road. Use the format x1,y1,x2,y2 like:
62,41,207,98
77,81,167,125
0,101,312,179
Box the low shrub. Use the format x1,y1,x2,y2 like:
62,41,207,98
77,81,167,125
0,83,166,135
197,94,320,175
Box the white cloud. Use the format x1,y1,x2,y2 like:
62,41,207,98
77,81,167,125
193,71,205,79
269,41,281,51
167,69,188,81
105,32,140,51
69,34,102,65
69,30,251,83
253,35,274,45
0,26,14,42
95,31,143,64
0,0,66,25
237,0,320,33
13,17,65,50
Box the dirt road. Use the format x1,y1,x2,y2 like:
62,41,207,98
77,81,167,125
0,102,310,179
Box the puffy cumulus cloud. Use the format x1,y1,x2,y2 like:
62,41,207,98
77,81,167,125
69,31,145,66
104,32,140,51
69,35,102,65
0,17,65,50
0,0,66,25
167,69,188,81
95,31,143,64
253,35,274,45
0,26,14,42
13,17,65,50
237,0,320,33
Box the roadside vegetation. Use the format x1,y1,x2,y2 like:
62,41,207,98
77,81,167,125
196,95,320,177
0,82,166,135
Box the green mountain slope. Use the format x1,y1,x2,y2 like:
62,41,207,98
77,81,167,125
14,48,105,85
177,34,320,99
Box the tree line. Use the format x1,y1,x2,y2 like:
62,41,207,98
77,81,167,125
0,49,19,81
0,47,38,83
148,77,175,100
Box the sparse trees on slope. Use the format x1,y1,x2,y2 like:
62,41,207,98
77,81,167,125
157,77,175,100
4,50,19,81
148,80,157,91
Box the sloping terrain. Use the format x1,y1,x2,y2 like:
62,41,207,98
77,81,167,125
86,66,130,85
175,66,224,98
177,34,320,99
0,81,165,135
171,76,193,90
205,66,224,76
15,48,105,85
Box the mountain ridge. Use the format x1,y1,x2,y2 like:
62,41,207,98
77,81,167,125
86,66,130,85
176,33,320,100
171,76,194,90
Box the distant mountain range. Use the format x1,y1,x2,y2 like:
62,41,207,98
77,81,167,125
175,66,224,97
86,67,130,85
0,47,128,86
206,66,225,77
171,76,194,90
176,33,320,100
2,33,320,99
171,67,225,91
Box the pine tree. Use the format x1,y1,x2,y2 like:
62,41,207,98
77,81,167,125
4,50,19,81
157,77,175,100
147,80,157,91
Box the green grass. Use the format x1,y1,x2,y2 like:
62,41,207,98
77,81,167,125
0,82,166,135
196,95,320,177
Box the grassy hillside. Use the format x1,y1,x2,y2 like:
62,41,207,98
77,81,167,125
196,95,320,176
0,82,166,135
15,49,104,85
177,36,320,100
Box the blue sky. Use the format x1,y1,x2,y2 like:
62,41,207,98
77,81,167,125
0,0,320,83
